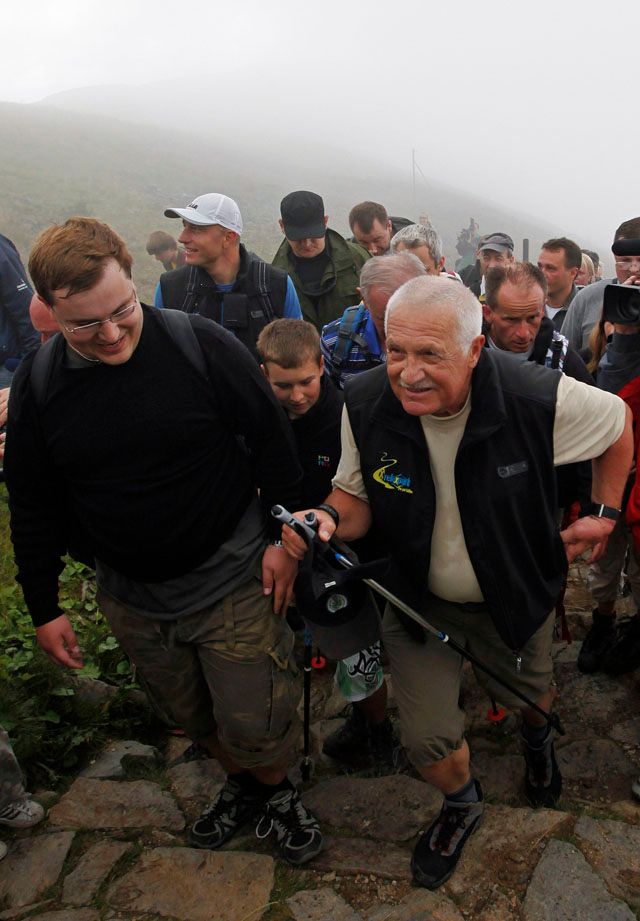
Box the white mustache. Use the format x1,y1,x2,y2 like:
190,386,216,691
399,381,431,392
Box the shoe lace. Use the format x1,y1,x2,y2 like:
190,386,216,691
255,791,306,840
199,782,240,822
431,806,469,853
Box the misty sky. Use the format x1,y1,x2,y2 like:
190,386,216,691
2,0,637,246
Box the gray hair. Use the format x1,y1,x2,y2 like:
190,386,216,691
390,223,444,266
359,252,426,299
385,275,482,351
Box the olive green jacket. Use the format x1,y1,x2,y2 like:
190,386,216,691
272,228,369,331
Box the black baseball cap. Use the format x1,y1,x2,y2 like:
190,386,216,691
478,233,514,254
280,191,326,240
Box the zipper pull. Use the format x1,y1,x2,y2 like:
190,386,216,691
515,653,522,674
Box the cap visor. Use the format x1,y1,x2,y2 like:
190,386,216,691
479,244,511,254
163,207,216,225
283,222,327,241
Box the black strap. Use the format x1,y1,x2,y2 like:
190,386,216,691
328,305,368,383
249,256,275,323
180,265,201,314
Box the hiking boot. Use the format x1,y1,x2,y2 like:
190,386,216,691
0,841,6,861
322,706,370,764
411,781,484,889
189,778,266,849
523,730,562,808
255,788,323,865
0,796,45,829
577,611,616,674
632,778,640,802
602,616,640,675
370,716,400,768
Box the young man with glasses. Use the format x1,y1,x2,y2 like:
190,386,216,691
4,217,323,867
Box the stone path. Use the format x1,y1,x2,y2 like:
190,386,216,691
1,561,639,920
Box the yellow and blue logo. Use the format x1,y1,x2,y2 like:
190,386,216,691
372,452,413,494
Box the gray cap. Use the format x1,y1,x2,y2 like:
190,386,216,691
479,232,514,254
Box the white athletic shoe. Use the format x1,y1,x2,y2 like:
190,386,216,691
0,796,45,829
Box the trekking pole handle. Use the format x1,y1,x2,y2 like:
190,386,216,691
271,504,318,547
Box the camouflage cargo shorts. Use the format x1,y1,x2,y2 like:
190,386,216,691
98,572,301,770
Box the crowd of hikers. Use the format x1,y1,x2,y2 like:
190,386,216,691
0,193,639,890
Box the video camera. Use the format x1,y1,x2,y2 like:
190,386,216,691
602,284,640,326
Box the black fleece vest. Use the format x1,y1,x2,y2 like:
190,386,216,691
160,245,289,360
345,350,566,653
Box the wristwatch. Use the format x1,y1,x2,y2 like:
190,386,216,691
588,503,621,521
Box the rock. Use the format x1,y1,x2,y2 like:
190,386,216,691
310,719,346,758
80,740,162,778
303,776,440,841
323,684,349,720
609,717,640,748
522,839,635,920
0,902,55,920
311,836,412,881
48,778,184,830
471,752,523,805
73,676,118,708
610,800,640,823
367,888,464,920
167,758,226,820
287,888,362,921
557,740,636,781
574,815,640,908
62,839,132,905
553,670,628,727
551,641,580,664
25,912,100,921
0,832,75,909
444,805,572,913
107,847,274,921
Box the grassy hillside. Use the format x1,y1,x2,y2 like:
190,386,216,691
1,100,567,304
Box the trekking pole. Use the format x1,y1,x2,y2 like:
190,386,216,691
272,505,565,737
301,625,313,782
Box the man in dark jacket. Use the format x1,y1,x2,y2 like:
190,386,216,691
282,275,632,890
0,234,39,388
272,191,369,331
348,201,413,256
158,193,301,360
5,217,322,867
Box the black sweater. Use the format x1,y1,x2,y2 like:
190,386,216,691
291,375,344,508
5,308,302,627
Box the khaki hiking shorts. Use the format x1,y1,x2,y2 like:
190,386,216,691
98,573,301,770
382,595,555,766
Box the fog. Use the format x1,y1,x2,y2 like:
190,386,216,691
2,0,637,252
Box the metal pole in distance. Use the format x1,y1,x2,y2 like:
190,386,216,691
522,238,530,262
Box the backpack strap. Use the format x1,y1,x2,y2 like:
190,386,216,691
249,256,275,322
154,308,208,379
30,334,63,408
179,265,201,314
328,305,369,384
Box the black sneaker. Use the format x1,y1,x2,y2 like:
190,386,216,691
322,706,370,764
602,616,640,675
411,781,484,889
255,788,323,865
632,777,640,802
523,730,562,808
577,611,617,674
189,778,266,849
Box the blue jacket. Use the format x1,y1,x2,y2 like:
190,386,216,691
0,235,39,365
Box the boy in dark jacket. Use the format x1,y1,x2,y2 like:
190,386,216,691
257,320,396,766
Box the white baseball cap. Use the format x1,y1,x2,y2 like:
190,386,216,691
164,193,243,235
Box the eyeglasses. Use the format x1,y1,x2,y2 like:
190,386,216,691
53,297,138,337
615,259,640,272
